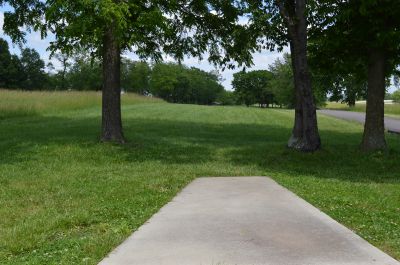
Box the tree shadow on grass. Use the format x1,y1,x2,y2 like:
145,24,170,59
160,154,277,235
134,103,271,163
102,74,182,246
225,128,400,184
121,118,400,184
0,115,399,184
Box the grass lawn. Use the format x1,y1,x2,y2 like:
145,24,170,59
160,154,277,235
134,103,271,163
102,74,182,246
325,101,400,118
1,90,399,264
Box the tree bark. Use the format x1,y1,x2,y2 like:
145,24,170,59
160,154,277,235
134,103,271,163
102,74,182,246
61,57,67,90
279,0,321,152
101,24,125,143
347,88,356,107
361,49,386,151
287,41,304,147
348,99,356,107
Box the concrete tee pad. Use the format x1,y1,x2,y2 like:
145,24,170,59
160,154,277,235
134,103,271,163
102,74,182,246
99,177,399,265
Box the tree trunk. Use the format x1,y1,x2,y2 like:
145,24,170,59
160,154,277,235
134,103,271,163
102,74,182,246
347,89,356,107
361,49,386,151
287,41,304,148
60,58,67,90
282,0,321,152
101,24,125,143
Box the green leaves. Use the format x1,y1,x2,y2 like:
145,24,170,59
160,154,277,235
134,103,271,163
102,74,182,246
2,0,45,44
232,69,275,107
149,62,224,105
1,0,263,69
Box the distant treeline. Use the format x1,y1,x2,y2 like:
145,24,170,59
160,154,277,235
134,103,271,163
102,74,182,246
0,38,226,105
1,37,337,108
0,39,47,90
232,54,326,108
49,56,226,106
0,37,321,108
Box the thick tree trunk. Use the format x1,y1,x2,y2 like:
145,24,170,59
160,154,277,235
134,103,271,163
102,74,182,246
347,90,356,107
101,24,125,143
283,0,321,152
361,49,386,151
287,42,304,147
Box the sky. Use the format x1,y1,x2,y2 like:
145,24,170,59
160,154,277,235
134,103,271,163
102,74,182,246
0,8,286,91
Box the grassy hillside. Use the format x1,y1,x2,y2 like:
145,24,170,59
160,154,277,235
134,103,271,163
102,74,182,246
0,90,163,119
0,90,399,264
325,101,400,118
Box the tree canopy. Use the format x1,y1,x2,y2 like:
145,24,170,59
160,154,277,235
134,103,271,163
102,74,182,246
232,70,274,107
268,53,295,108
309,0,400,151
0,38,46,90
150,63,224,105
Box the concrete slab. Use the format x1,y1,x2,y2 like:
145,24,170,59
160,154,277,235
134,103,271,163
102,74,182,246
99,177,399,265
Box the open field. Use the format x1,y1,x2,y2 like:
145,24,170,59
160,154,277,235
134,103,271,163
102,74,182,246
325,101,400,118
0,90,399,264
0,90,163,119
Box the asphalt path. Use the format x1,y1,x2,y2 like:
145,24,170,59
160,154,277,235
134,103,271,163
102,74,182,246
319,109,400,133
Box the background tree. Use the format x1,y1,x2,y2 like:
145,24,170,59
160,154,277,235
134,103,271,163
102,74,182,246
67,54,102,91
53,53,71,90
392,90,400,103
149,63,179,102
326,75,366,107
269,53,295,108
233,72,256,107
217,90,239,105
0,38,12,88
149,63,224,105
187,68,224,105
7,54,24,88
0,37,46,90
232,70,274,107
121,59,151,94
19,48,46,90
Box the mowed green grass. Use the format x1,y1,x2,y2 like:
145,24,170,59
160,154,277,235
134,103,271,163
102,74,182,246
0,90,399,264
325,101,400,118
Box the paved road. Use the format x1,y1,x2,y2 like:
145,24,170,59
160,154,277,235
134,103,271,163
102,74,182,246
99,177,399,265
319,109,400,133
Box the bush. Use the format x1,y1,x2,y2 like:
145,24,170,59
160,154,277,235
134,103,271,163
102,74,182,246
217,90,238,105
393,90,400,103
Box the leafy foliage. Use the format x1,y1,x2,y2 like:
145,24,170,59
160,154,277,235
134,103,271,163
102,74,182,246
121,59,151,94
2,0,252,64
309,0,400,85
149,63,224,105
19,48,47,90
392,90,400,103
268,53,295,108
0,38,46,90
217,90,239,105
233,70,274,107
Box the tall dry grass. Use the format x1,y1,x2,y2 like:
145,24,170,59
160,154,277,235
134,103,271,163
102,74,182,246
0,90,163,119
